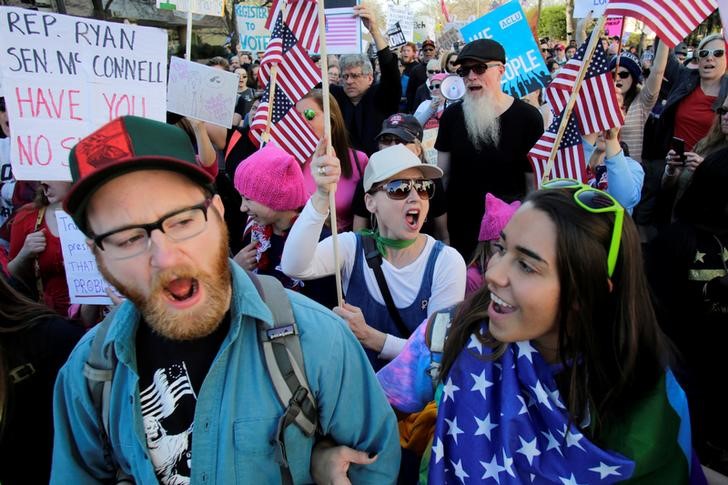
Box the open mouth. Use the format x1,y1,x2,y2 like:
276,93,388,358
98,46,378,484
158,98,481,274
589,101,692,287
491,292,516,314
405,209,420,229
468,85,483,91
164,277,200,303
615,82,623,89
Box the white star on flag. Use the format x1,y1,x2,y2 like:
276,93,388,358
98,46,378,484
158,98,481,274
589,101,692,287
432,438,445,464
516,436,541,465
589,461,622,479
480,455,506,483
541,429,564,456
515,340,538,362
549,387,567,409
446,417,464,444
474,413,499,440
565,429,586,451
443,377,460,402
531,380,554,411
516,395,529,415
471,371,494,399
502,449,515,478
467,333,484,353
559,473,586,485
451,458,470,483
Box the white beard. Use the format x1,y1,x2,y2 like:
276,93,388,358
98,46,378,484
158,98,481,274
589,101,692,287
462,90,501,150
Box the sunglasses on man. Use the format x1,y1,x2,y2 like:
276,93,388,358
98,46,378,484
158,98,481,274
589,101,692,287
698,48,725,58
456,63,501,77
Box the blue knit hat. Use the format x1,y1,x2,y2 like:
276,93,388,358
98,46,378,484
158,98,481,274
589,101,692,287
608,51,643,84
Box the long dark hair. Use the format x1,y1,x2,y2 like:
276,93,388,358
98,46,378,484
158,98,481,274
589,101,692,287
0,276,59,438
301,89,357,179
439,189,671,437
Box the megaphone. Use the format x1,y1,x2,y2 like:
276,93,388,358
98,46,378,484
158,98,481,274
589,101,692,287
440,75,465,101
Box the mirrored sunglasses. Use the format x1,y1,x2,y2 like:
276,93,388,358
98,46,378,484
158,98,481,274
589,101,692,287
369,178,436,200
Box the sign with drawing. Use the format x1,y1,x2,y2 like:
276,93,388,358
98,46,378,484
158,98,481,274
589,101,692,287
167,56,238,128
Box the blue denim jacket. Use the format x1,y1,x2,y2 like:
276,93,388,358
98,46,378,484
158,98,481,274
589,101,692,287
51,261,400,484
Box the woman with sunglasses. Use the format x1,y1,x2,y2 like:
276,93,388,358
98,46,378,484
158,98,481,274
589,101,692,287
440,50,458,75
316,183,701,483
281,143,466,370
413,73,449,129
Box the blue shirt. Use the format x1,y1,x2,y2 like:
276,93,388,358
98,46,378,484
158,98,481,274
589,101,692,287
582,140,645,213
51,261,400,483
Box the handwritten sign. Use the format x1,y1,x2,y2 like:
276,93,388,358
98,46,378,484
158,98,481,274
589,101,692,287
0,8,167,181
157,0,224,17
56,210,113,305
438,27,464,51
422,128,438,165
387,4,414,42
573,0,608,18
167,57,238,128
387,22,407,49
413,17,436,44
604,17,623,38
235,2,271,52
460,1,551,98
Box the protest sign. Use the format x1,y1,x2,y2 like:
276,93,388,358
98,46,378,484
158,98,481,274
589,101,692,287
325,7,362,54
438,26,464,51
721,0,728,41
236,1,271,52
388,4,414,41
413,17,436,44
0,8,167,181
604,17,624,38
573,0,608,19
56,210,113,305
167,57,238,128
157,0,224,17
460,1,551,98
387,22,407,49
422,128,438,165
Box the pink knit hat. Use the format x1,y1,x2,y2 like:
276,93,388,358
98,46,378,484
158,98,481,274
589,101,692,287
478,193,521,242
233,144,308,211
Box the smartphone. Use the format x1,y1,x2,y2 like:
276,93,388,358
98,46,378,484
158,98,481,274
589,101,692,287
670,137,686,165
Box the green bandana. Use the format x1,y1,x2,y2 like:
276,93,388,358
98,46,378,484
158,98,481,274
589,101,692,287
358,229,417,258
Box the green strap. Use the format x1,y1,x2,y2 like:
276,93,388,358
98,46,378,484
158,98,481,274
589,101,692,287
358,228,417,258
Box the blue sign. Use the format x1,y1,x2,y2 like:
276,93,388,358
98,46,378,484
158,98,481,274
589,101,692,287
459,1,550,99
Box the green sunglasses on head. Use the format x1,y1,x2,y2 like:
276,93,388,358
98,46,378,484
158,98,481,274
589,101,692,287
541,178,625,278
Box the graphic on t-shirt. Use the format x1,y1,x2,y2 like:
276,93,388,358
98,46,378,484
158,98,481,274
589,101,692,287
140,362,197,484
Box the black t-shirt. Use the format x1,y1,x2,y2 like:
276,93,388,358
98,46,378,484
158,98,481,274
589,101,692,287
234,89,255,117
435,99,543,259
136,314,230,483
351,177,447,238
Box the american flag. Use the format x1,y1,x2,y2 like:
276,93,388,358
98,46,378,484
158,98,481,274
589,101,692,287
250,83,318,164
529,112,587,186
605,0,717,48
428,328,636,484
264,0,320,52
325,11,359,49
259,13,321,102
545,38,624,135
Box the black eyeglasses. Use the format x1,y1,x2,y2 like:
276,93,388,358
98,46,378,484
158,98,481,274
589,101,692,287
427,69,440,75
378,134,405,146
369,179,436,200
698,48,725,58
611,70,631,80
93,199,212,260
429,83,441,91
456,63,501,77
717,106,728,116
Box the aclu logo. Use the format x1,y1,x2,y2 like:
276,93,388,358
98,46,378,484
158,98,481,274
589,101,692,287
499,11,522,30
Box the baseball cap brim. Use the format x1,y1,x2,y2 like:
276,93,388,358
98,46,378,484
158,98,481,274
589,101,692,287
64,156,214,234
376,127,418,143
366,163,443,192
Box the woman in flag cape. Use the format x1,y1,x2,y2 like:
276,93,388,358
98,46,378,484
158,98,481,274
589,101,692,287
373,183,704,483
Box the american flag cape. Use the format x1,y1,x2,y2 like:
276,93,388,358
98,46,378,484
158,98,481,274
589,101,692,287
428,328,698,483
250,83,318,164
264,0,320,52
259,13,321,103
605,0,717,48
545,37,624,135
528,112,587,186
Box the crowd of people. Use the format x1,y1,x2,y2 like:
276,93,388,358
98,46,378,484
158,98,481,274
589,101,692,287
1,6,728,483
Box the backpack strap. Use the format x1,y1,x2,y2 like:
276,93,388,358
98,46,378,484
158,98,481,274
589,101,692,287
424,307,455,387
247,271,318,485
83,306,132,483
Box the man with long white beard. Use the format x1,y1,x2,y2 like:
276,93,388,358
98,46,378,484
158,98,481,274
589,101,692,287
50,116,400,483
435,39,544,259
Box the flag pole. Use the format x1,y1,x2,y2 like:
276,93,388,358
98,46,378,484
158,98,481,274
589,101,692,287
542,15,608,183
317,0,344,307
262,65,278,143
186,10,193,60
614,16,626,73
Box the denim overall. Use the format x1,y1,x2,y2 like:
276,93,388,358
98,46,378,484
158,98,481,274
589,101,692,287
346,234,444,370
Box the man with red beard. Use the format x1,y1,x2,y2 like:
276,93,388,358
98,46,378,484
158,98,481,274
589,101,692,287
50,116,400,483
435,39,544,259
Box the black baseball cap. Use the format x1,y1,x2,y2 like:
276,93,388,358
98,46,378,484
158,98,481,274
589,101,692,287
454,39,506,65
376,114,423,143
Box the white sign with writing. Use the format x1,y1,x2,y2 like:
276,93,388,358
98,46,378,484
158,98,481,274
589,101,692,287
387,22,407,48
0,8,167,181
422,128,438,165
157,0,224,17
387,4,414,42
56,210,113,305
438,27,464,51
573,0,608,18
167,57,238,128
235,2,271,52
413,17,436,44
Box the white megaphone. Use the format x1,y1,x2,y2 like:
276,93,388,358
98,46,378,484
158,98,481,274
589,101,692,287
440,75,466,101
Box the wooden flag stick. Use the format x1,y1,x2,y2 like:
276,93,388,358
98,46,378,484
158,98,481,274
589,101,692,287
317,0,344,308
614,16,626,73
542,15,608,184
185,10,193,60
262,64,278,144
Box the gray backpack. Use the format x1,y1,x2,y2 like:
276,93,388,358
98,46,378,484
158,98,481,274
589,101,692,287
83,273,317,485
